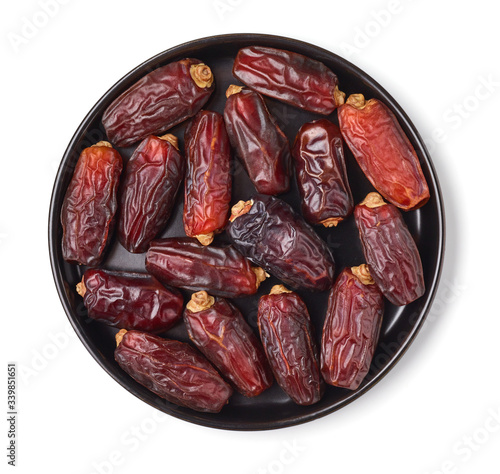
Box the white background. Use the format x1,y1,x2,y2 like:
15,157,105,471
2,0,499,473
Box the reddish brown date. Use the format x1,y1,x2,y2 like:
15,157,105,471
118,134,184,253
184,110,232,246
61,142,122,266
321,265,384,390
145,237,267,298
227,196,335,291
338,94,430,210
258,285,323,405
354,193,425,305
115,330,233,413
102,59,214,147
183,291,273,397
76,269,183,333
224,85,290,195
233,46,345,114
292,119,353,226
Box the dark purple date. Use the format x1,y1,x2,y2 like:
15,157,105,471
227,195,335,291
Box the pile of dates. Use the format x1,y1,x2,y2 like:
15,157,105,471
61,46,429,413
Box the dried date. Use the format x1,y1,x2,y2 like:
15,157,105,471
102,59,214,147
224,85,290,195
184,291,273,397
118,134,184,253
258,285,323,405
145,237,267,298
354,192,425,305
227,195,335,291
184,110,232,246
338,94,429,210
115,330,233,413
321,265,384,390
233,46,345,114
292,119,353,226
61,141,122,266
76,269,183,332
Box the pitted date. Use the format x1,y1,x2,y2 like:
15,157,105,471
76,269,183,332
354,192,425,305
292,119,353,226
224,85,290,195
102,58,214,147
184,110,232,246
227,195,335,291
233,46,345,114
258,285,323,405
321,265,384,390
338,94,430,210
61,141,122,266
115,330,233,413
145,237,267,298
118,134,184,253
184,291,273,397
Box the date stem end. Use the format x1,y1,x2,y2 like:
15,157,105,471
360,192,386,209
76,277,86,297
159,133,179,150
351,264,375,285
186,291,215,312
115,329,127,347
230,200,253,222
190,64,214,89
269,284,292,295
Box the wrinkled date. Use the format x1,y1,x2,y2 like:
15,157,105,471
233,46,345,114
227,195,335,291
61,142,122,266
184,110,232,246
292,119,353,226
338,94,430,210
183,291,273,397
77,269,183,332
354,193,425,305
118,134,184,253
145,237,267,298
321,265,384,390
224,85,290,195
102,58,214,147
258,285,323,405
115,330,233,413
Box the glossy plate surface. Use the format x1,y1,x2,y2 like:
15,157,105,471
48,33,445,430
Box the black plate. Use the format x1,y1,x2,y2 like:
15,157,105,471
48,33,445,430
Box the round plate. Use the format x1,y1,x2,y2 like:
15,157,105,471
48,33,445,430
